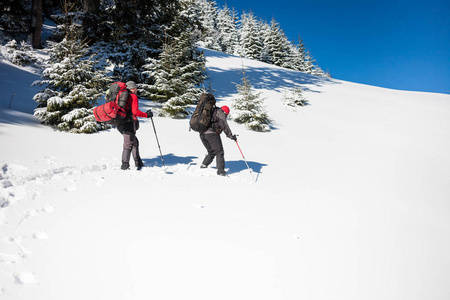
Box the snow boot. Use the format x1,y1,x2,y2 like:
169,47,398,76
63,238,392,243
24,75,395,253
136,159,144,170
200,164,208,168
122,148,132,170
217,170,226,176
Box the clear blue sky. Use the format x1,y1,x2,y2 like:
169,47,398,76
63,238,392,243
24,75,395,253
216,0,450,94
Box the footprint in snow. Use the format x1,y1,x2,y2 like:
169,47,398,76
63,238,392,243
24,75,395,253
32,232,49,240
0,252,21,264
14,272,38,285
1,180,12,189
41,204,54,213
64,185,77,192
0,198,10,208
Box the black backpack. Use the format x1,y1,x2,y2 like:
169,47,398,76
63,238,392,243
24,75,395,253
189,93,216,133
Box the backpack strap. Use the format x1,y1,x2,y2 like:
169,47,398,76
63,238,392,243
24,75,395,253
211,107,220,133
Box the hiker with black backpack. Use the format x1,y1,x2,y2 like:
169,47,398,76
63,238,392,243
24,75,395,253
118,81,153,170
191,93,236,176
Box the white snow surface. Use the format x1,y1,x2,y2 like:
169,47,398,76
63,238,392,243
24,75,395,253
1,49,450,300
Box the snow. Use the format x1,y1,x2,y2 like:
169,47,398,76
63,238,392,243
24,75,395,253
1,48,450,300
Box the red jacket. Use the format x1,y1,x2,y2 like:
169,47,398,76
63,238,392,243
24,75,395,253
126,93,147,120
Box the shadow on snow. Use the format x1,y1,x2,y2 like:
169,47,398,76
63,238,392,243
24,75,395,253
0,108,41,127
142,152,267,179
202,48,339,99
142,153,197,167
226,160,267,175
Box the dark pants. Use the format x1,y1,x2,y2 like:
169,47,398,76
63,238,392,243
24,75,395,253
200,133,225,172
118,121,141,165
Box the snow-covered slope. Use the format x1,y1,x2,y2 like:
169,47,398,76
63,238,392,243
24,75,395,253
1,49,449,300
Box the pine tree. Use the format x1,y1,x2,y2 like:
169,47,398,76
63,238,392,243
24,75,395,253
293,36,329,76
259,20,271,63
79,0,183,84
216,4,239,54
0,0,29,36
33,30,109,133
262,18,291,68
287,41,307,72
233,63,271,132
238,12,263,60
196,0,221,51
282,87,309,107
4,39,40,67
303,49,316,74
91,39,153,82
140,32,207,118
178,0,203,41
212,6,330,78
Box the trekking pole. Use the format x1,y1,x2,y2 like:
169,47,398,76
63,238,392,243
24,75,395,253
150,117,166,168
235,139,256,183
8,91,15,109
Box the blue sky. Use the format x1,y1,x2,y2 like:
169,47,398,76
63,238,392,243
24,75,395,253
216,0,450,94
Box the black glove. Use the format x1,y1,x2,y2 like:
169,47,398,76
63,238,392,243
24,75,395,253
231,134,237,141
146,109,153,118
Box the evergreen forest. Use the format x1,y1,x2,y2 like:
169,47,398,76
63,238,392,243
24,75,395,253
1,0,329,133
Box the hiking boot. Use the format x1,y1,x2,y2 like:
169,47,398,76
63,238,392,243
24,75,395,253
121,162,130,170
200,164,208,168
136,159,144,170
217,170,227,176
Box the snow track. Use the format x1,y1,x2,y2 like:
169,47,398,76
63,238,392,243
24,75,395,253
0,158,255,295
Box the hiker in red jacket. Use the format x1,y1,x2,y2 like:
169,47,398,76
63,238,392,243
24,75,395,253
200,105,237,176
118,81,152,170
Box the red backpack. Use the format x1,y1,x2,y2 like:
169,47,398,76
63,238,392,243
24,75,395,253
93,82,130,125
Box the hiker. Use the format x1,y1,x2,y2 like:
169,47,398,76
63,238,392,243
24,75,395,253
200,103,237,176
118,81,153,170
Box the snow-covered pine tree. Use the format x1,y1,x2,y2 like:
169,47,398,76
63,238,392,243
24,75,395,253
92,39,154,82
302,49,317,74
188,2,330,78
262,18,291,68
196,0,221,51
238,12,263,60
259,20,271,63
178,0,203,42
33,34,109,133
311,64,330,77
286,40,307,72
282,87,309,107
233,63,271,132
140,31,206,118
216,3,239,55
292,36,326,76
0,0,29,36
4,39,39,66
81,0,184,83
